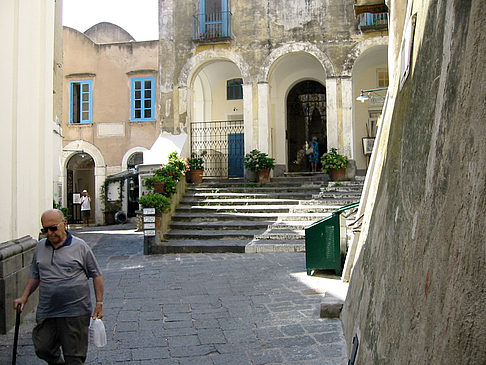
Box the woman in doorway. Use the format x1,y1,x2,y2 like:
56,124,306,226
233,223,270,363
308,136,319,172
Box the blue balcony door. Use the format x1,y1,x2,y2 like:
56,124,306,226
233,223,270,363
228,133,244,178
199,0,228,37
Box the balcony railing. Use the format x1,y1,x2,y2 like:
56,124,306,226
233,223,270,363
193,11,232,42
359,12,388,31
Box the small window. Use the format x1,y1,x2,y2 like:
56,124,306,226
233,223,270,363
227,78,243,100
131,77,155,121
69,80,92,124
377,69,389,88
127,152,143,169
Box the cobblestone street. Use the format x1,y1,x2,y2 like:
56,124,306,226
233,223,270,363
0,224,348,364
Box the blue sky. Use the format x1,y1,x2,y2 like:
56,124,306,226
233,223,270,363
62,0,158,41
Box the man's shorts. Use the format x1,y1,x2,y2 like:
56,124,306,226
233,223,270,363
82,210,91,218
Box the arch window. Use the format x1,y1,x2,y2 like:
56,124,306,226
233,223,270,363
127,152,143,169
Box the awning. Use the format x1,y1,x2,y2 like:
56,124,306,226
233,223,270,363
354,1,388,18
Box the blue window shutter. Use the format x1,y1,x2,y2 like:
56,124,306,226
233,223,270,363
199,0,206,36
222,0,228,36
69,80,92,124
131,76,155,121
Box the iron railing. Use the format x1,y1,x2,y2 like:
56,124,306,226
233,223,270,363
193,11,232,41
190,120,244,177
359,12,388,30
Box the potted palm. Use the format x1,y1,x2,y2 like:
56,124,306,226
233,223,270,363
188,151,206,183
321,148,349,181
244,149,275,183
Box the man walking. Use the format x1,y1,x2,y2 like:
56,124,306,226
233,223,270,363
79,190,91,227
13,209,104,364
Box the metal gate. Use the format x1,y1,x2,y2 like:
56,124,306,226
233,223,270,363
191,120,244,177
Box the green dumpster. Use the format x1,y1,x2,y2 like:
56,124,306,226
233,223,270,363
305,203,359,276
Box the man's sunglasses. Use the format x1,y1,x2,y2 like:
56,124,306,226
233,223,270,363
41,223,62,234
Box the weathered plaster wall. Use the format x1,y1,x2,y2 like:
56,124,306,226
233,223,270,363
161,0,359,128
161,0,388,171
341,1,486,363
1,0,56,243
62,27,160,168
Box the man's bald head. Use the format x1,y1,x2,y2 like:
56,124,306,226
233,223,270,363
41,209,65,223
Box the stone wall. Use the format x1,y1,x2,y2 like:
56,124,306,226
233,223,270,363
0,236,38,334
341,1,486,363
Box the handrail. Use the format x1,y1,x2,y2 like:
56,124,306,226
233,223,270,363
331,202,359,216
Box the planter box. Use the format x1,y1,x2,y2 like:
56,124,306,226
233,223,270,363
144,178,187,254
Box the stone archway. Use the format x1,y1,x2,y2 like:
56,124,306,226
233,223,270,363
287,80,327,172
62,140,106,225
66,153,95,224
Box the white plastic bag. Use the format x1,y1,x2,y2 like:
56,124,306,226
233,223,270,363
89,318,107,347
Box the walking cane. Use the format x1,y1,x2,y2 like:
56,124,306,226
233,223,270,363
12,304,21,365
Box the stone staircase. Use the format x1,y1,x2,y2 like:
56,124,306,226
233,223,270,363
159,173,364,253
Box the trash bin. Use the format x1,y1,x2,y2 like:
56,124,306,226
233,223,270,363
305,203,359,276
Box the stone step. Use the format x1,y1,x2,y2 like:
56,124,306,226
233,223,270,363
187,185,324,193
170,220,270,230
161,174,364,254
245,239,305,253
176,205,291,214
152,239,249,254
255,230,305,240
171,212,333,222
270,220,326,230
185,192,317,199
189,178,327,187
165,229,264,240
180,198,302,206
322,185,364,192
289,204,357,213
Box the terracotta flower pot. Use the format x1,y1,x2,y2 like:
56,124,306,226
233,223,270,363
190,169,204,183
257,168,271,183
330,168,347,181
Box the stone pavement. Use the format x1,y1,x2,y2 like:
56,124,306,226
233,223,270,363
0,223,349,364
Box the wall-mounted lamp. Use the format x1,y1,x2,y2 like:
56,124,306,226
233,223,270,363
356,87,388,103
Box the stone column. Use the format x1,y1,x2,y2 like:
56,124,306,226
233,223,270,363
326,78,339,151
341,77,354,158
94,166,106,225
243,83,254,153
159,0,175,132
257,82,270,153
326,76,354,156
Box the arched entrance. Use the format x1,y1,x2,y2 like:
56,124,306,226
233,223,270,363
287,80,327,172
66,153,95,224
127,152,143,217
190,60,244,177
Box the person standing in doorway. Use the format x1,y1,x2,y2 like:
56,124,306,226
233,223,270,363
79,190,91,227
309,136,319,172
13,209,104,364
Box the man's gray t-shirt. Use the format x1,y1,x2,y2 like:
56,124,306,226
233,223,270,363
30,232,102,318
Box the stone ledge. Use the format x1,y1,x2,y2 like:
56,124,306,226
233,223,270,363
320,296,344,318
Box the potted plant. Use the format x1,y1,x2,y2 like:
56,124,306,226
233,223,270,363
100,178,124,225
321,148,349,181
244,149,275,183
138,193,171,231
188,151,207,183
138,193,171,216
144,156,186,195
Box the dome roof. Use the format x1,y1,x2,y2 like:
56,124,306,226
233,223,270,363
84,22,135,43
